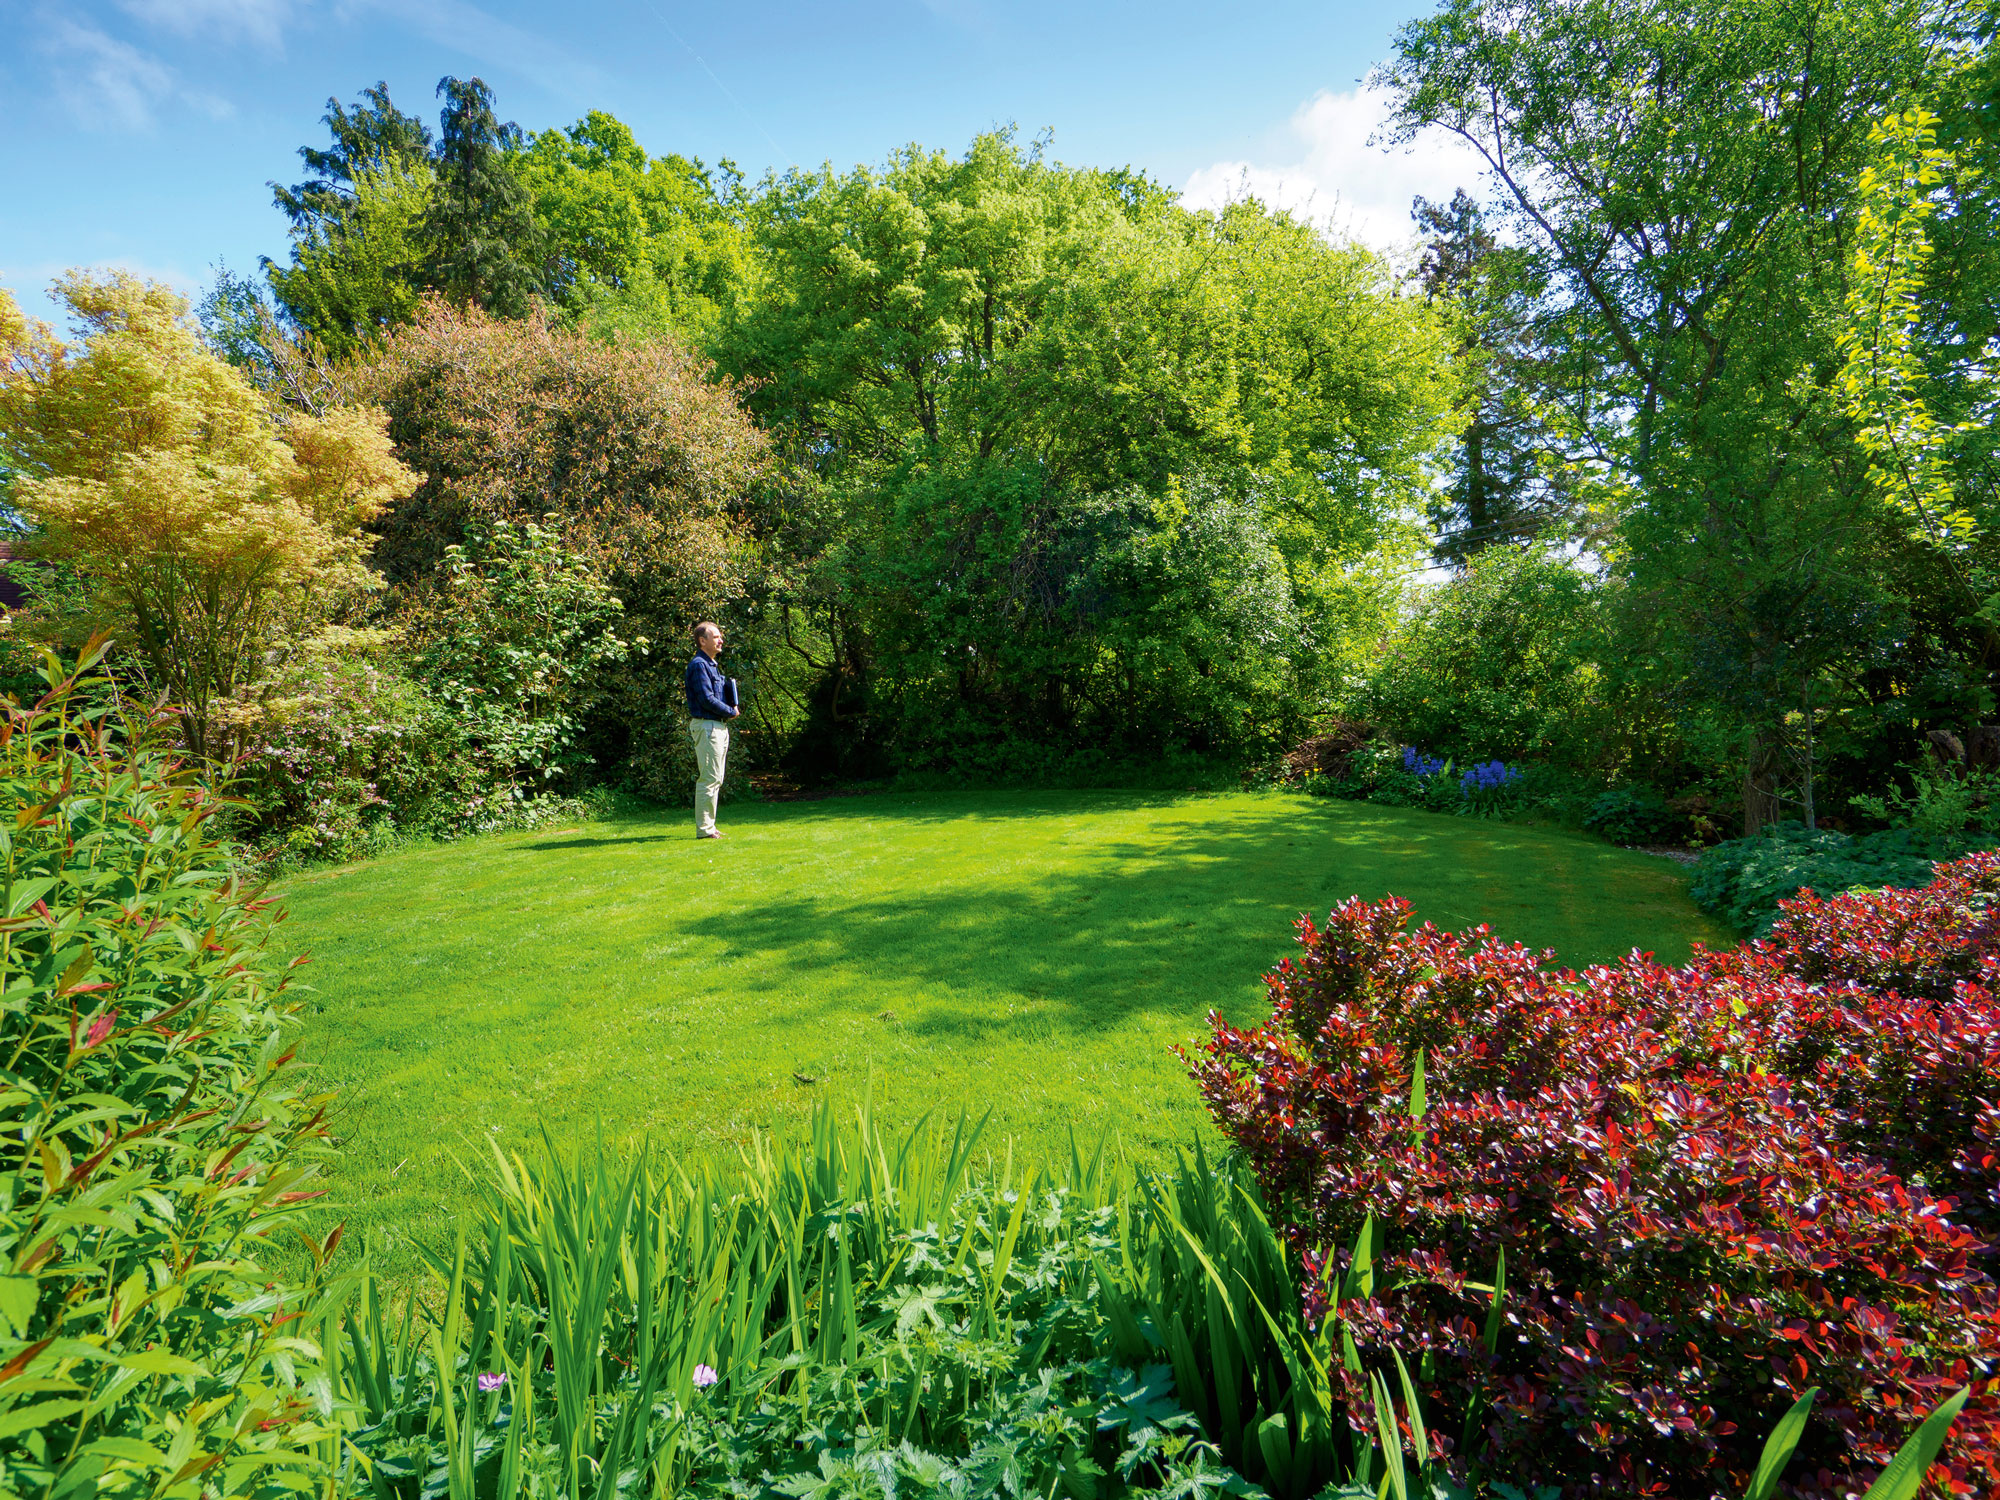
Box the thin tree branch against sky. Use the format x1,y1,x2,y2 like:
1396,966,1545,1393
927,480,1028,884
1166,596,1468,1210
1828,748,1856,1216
0,0,1488,324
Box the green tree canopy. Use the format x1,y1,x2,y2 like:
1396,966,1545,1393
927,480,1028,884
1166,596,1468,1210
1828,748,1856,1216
1377,0,1952,824
265,82,738,354
710,133,1457,772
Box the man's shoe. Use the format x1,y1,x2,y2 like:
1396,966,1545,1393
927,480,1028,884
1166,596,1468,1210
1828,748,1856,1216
697,831,723,839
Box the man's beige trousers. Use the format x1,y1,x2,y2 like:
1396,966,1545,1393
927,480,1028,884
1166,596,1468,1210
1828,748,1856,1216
690,718,729,835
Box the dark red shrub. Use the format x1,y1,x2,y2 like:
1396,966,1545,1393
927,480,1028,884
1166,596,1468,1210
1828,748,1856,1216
1186,854,2000,1499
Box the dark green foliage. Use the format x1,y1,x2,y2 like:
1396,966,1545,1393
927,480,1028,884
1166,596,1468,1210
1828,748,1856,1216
423,77,545,318
1411,190,1579,566
864,465,1315,773
272,81,433,233
1690,822,2000,934
405,518,638,794
1581,785,1679,846
1350,548,1614,765
0,640,341,1495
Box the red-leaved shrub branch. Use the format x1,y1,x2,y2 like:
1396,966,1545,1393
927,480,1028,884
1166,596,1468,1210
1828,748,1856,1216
1185,853,2000,1499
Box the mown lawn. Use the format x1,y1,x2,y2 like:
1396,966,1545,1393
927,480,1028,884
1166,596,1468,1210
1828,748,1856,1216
275,790,1733,1265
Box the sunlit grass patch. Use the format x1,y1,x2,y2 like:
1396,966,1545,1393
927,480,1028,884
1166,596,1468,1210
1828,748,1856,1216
276,789,1731,1269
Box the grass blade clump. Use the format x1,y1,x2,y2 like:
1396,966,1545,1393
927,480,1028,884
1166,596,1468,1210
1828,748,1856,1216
329,1102,1452,1497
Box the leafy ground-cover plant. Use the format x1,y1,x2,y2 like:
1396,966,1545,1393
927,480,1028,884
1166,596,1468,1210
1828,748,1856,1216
1691,821,2000,933
1185,855,2000,1499
1580,784,1679,846
326,1105,1463,1500
0,639,344,1497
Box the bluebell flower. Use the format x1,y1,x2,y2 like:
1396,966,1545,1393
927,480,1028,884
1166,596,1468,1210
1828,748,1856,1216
1459,759,1520,795
1403,747,1449,779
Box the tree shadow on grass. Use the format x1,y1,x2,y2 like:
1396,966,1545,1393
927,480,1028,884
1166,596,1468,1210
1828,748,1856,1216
672,799,1705,1047
517,834,680,851
724,788,1207,827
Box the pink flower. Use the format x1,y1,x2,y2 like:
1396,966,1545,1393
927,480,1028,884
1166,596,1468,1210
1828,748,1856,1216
691,1364,719,1389
477,1372,506,1392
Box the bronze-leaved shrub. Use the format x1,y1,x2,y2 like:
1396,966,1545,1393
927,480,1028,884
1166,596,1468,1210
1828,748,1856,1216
1186,856,2000,1499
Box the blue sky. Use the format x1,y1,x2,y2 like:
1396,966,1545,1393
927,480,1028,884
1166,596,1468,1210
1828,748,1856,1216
1,0,1491,326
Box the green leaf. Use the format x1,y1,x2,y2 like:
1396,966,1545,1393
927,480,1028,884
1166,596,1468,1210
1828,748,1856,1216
75,1436,168,1465
1858,1386,1969,1500
0,1276,39,1338
6,877,56,918
0,1397,85,1439
1743,1388,1816,1500
1480,1248,1506,1356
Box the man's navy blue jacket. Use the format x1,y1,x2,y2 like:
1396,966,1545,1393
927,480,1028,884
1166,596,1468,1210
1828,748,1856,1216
685,654,734,721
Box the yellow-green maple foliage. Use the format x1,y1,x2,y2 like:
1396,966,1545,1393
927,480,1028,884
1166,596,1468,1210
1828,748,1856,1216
0,271,419,759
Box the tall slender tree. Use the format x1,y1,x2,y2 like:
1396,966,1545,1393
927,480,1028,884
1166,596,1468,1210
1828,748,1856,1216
1412,189,1582,566
422,77,545,318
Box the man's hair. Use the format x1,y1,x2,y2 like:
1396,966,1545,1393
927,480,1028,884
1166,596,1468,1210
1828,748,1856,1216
693,621,720,645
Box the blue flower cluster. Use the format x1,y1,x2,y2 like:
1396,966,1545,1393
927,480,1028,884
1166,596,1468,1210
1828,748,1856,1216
1402,747,1450,778
1460,759,1521,794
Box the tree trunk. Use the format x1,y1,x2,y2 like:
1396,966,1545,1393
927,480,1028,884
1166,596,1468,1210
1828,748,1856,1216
1742,727,1780,836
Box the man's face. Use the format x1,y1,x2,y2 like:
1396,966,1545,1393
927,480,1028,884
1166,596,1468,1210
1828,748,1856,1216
701,628,724,659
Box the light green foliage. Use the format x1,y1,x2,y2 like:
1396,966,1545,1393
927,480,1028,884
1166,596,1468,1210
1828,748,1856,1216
1378,0,1942,818
271,790,1727,1271
0,642,342,1497
727,134,1450,542
267,156,435,360
268,80,743,352
406,518,640,795
1351,548,1613,764
1850,753,2000,836
719,133,1452,769
519,111,747,335
1837,102,2000,649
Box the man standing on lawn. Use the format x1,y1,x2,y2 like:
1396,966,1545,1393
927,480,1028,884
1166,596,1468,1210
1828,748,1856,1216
685,621,738,839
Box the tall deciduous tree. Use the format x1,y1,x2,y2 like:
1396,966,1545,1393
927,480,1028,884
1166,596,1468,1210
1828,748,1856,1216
0,273,417,760
714,133,1456,768
1377,0,1940,829
517,111,746,335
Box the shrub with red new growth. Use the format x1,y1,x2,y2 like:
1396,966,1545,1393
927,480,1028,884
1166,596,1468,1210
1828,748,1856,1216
1185,852,2000,1500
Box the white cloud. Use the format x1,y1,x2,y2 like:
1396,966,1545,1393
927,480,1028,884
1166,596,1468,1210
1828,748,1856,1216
114,0,297,50
43,19,179,131
39,17,237,130
1181,85,1493,255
